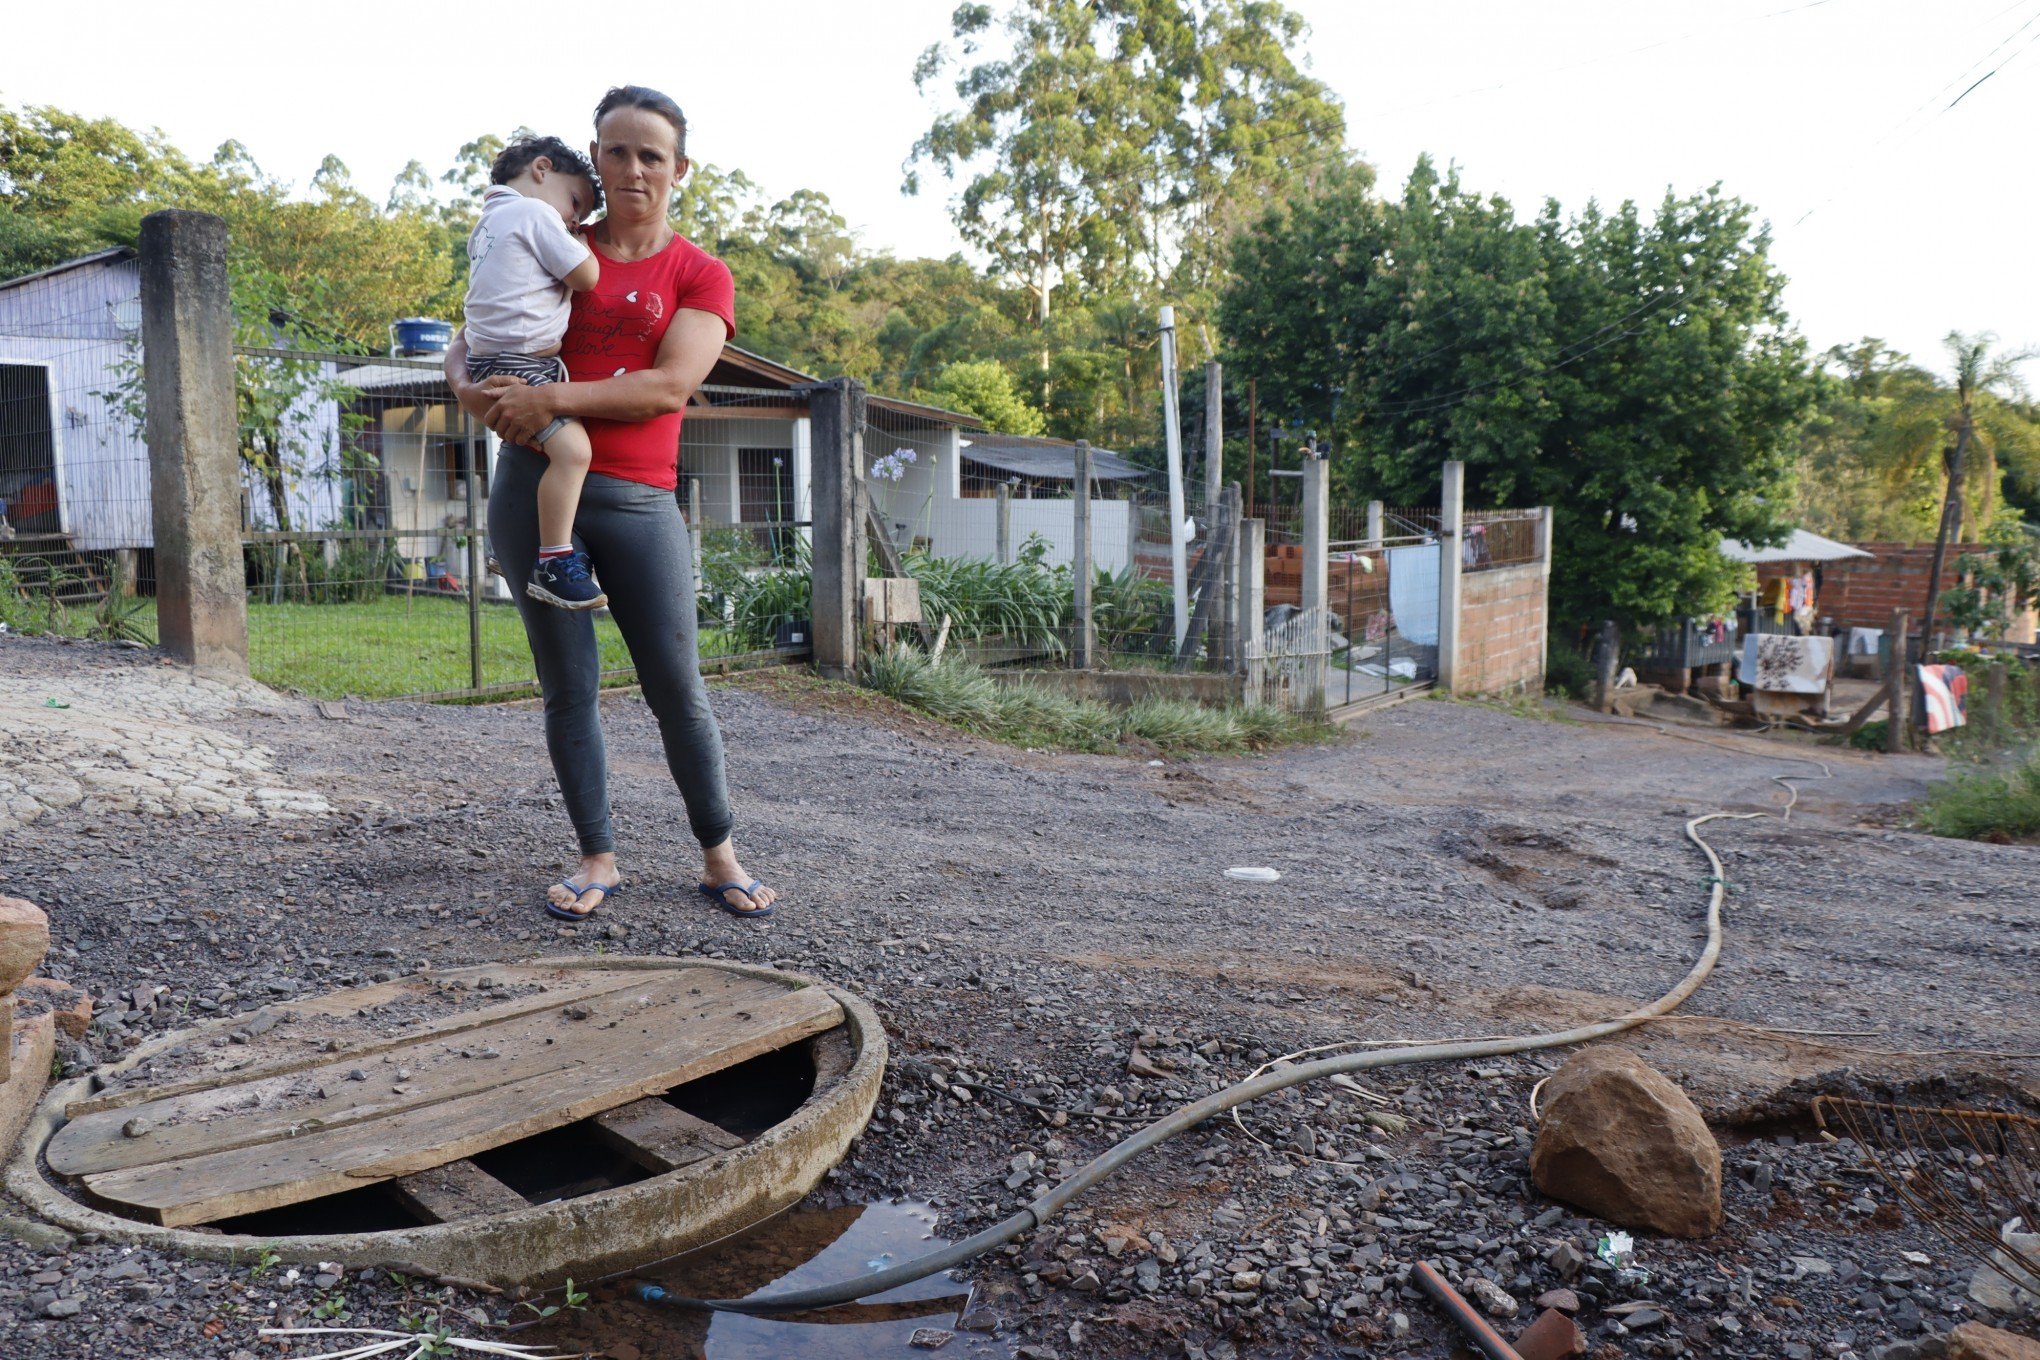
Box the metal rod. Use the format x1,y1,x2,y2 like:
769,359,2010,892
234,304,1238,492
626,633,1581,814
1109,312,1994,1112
1413,1262,1526,1360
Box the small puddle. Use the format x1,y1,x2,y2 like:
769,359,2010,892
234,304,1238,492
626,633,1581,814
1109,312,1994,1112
526,1199,1008,1359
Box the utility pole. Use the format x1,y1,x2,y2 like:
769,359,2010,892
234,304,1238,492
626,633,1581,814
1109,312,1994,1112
1917,418,1972,654
1159,306,1189,649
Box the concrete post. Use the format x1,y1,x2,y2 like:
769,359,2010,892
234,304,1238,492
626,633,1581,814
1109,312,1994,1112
808,377,867,680
1299,452,1330,712
463,416,483,692
1595,619,1621,714
1437,460,1465,693
994,483,1013,564
1220,481,1240,671
1536,505,1554,687
1366,499,1384,547
1204,362,1224,662
1203,361,1223,512
1072,440,1095,670
140,210,247,676
687,479,704,602
1238,515,1265,702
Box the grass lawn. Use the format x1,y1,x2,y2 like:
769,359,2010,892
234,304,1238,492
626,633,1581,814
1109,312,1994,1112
244,595,637,698
48,594,640,700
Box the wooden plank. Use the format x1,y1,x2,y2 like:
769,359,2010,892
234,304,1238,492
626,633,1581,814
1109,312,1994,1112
68,968,652,1118
52,969,789,1178
81,985,842,1226
594,1098,744,1172
391,1158,529,1223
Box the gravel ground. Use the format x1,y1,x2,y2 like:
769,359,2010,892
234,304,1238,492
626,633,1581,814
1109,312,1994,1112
2,633,2036,1360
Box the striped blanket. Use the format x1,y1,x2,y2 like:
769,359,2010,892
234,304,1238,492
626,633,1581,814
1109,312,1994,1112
1916,664,1969,735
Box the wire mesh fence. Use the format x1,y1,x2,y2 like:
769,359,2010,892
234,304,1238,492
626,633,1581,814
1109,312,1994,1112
0,291,812,697
0,253,158,645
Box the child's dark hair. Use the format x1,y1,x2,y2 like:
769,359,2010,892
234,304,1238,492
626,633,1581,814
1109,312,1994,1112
594,86,688,157
490,136,602,211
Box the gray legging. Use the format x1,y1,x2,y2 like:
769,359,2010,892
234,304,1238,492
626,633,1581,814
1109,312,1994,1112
488,443,732,854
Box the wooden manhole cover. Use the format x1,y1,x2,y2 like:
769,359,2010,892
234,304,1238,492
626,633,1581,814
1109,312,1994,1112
16,958,886,1286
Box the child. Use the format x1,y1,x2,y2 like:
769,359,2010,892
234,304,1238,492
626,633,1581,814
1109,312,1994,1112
463,136,606,609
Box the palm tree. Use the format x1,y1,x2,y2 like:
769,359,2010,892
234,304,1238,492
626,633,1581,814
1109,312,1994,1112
1918,331,2037,648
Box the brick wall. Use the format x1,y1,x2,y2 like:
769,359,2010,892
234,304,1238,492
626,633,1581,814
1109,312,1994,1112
1756,543,2036,641
1458,562,1547,695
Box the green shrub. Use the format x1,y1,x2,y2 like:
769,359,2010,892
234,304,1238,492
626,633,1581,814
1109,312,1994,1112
905,549,1071,654
1917,745,2040,841
1545,640,1597,699
858,646,1327,756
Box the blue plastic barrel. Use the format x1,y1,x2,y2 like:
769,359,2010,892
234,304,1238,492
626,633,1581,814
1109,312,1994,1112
391,317,453,355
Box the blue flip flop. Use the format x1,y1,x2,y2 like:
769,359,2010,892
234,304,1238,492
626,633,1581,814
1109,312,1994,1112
544,879,620,922
698,879,774,919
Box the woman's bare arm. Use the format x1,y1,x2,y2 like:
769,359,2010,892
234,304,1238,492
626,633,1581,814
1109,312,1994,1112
483,309,726,445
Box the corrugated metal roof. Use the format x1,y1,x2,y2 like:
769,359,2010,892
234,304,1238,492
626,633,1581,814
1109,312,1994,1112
961,434,1149,482
868,393,976,426
333,361,451,395
1719,529,1876,565
0,247,136,293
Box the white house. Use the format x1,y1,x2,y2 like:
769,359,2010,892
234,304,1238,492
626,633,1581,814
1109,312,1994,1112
0,247,1148,582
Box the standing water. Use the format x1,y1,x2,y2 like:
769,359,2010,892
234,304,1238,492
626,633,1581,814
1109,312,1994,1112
526,1198,1010,1359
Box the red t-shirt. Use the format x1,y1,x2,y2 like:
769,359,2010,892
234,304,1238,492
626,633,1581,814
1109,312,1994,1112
560,229,735,489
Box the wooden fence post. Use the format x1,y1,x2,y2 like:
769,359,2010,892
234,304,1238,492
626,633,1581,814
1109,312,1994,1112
1072,440,1095,670
1220,480,1241,671
1887,608,1910,753
140,210,247,676
808,377,867,680
994,483,1012,565
1437,460,1465,693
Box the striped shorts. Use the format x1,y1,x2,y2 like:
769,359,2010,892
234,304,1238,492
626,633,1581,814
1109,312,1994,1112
466,351,572,447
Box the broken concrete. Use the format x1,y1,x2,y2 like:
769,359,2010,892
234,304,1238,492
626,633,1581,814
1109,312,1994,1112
1947,1322,2040,1360
1530,1045,1723,1238
1514,1306,1589,1360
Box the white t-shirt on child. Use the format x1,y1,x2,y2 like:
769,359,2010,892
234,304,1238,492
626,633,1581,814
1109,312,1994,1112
464,185,592,357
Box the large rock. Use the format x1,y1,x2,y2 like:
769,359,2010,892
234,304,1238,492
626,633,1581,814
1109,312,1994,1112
1947,1323,2040,1360
0,897,49,995
1530,1046,1722,1238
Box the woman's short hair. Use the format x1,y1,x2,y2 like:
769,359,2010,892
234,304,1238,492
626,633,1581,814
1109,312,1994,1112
490,136,603,209
594,86,688,158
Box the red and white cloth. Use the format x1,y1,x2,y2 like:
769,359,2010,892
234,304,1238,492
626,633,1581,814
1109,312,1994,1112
1916,664,1969,735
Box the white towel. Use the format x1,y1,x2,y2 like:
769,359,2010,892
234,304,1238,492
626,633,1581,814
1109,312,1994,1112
1846,626,1883,656
1386,544,1441,647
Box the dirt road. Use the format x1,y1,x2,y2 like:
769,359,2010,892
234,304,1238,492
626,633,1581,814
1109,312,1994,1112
3,634,2035,1359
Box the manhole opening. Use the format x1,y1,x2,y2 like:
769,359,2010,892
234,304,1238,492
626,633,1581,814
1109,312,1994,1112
155,1038,825,1238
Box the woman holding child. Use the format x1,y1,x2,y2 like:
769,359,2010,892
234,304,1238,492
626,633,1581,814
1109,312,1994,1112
445,85,777,923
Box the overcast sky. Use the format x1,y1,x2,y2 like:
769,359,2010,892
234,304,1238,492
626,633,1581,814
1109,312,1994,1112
5,0,2035,378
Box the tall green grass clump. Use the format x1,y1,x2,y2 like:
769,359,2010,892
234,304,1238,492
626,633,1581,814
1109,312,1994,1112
857,646,1327,756
1917,745,2040,842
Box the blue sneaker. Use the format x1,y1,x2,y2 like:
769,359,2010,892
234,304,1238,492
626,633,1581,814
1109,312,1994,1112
528,551,608,611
